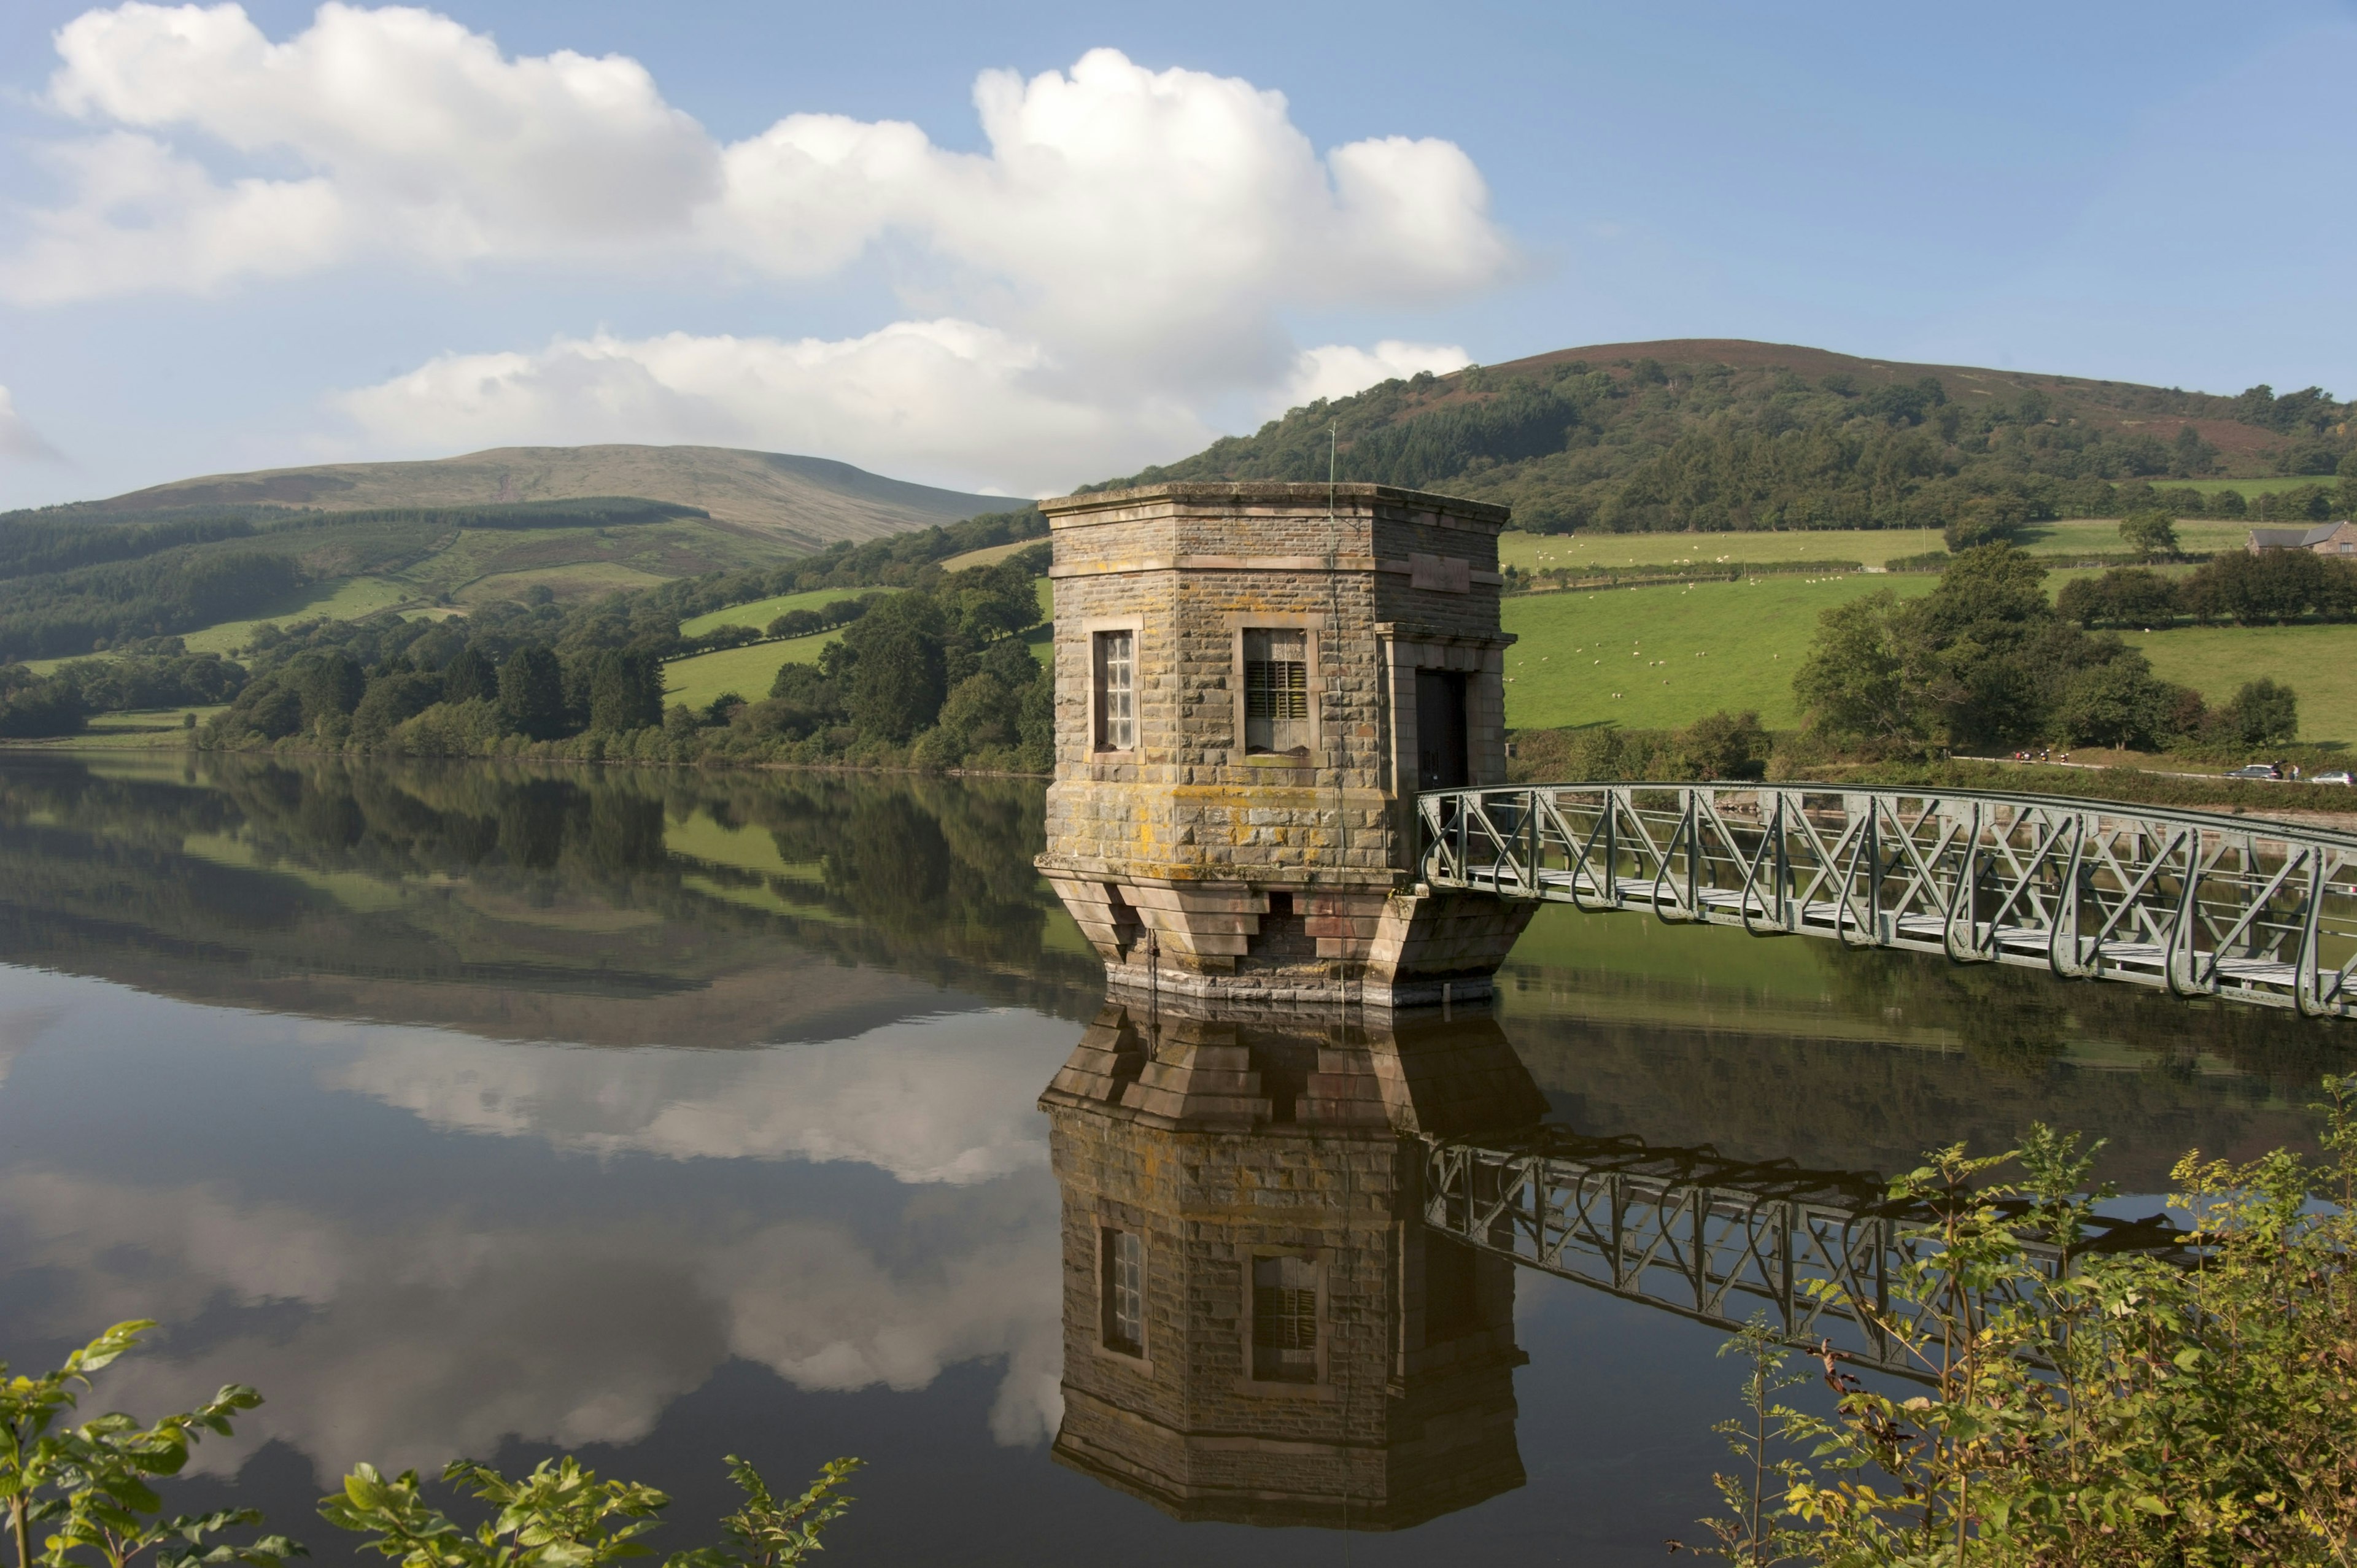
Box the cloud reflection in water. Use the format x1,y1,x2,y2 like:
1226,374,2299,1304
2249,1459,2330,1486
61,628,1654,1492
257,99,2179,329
0,980,1070,1477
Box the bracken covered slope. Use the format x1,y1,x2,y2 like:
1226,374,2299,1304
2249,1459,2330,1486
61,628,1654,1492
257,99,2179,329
87,444,1012,550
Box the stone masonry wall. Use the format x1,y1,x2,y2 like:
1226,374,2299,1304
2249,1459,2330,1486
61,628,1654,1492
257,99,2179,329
1036,482,1528,1002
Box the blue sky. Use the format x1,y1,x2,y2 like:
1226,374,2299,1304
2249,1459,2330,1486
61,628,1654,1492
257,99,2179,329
1,0,2351,507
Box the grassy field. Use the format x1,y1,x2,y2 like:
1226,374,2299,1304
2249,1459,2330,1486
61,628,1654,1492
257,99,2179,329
0,706,228,750
664,631,834,712
665,579,1051,713
2167,476,2344,496
2123,624,2357,746
1498,568,2352,743
1500,529,1945,572
940,540,1038,571
1498,517,2254,576
1500,575,1935,730
678,585,902,638
182,576,415,655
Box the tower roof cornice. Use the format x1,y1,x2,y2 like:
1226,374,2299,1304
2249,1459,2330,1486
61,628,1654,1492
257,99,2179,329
1040,481,1511,529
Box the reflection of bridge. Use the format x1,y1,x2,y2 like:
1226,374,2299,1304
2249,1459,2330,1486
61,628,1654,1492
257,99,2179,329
1421,783,2357,1017
1423,1129,2185,1381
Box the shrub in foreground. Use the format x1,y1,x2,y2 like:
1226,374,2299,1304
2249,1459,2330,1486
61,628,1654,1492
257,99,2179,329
1,1324,861,1568
1679,1076,2357,1566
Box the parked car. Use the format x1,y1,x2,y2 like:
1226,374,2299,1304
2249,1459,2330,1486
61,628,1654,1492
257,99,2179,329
2224,763,2283,780
2314,770,2354,786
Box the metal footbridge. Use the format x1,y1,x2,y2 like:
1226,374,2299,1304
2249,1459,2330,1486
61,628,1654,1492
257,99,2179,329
1420,782,2357,1018
1422,1127,2188,1381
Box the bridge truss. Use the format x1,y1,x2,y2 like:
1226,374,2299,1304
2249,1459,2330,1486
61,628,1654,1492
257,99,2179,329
1419,783,2357,1017
1423,1129,2186,1380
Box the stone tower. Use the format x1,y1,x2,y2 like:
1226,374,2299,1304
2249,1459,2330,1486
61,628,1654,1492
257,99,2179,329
1035,482,1539,1006
1040,998,1545,1527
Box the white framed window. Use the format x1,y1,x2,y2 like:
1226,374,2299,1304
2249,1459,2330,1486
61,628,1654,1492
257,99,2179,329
1242,628,1310,755
1093,630,1136,752
1101,1227,1144,1355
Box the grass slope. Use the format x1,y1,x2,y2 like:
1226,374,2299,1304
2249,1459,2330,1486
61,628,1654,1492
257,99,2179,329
678,585,901,639
1501,571,2355,743
1501,576,1935,730
91,444,1009,548
181,576,414,654
2123,625,2357,746
2167,476,2345,496
665,579,1053,714
664,631,837,713
1496,517,2253,576
1503,528,1943,571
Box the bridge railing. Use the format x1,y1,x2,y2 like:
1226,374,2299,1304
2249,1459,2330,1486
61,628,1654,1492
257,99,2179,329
1423,1127,2189,1381
1419,782,2357,1016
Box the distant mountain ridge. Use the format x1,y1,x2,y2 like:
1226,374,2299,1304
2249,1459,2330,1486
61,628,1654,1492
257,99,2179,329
79,444,1010,550
1091,338,2353,533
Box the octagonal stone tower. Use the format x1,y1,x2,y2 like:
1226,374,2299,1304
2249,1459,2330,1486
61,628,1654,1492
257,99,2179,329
1035,481,1539,1006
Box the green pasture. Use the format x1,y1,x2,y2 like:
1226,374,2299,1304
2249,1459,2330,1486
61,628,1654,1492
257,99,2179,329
1500,575,1934,730
664,631,833,713
1499,519,2258,578
2167,476,2345,496
2123,624,2357,746
1496,564,2355,745
665,578,1051,714
1499,529,1945,573
0,706,226,750
679,585,902,638
940,540,1037,571
182,576,415,655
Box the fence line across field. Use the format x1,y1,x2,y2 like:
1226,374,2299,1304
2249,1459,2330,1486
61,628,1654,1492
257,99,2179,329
1417,782,2357,1017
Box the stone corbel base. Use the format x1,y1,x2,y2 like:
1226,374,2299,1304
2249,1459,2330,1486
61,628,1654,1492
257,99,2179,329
1042,868,1538,1008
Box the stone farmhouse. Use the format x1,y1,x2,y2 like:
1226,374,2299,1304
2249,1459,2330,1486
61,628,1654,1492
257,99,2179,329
2248,520,2357,555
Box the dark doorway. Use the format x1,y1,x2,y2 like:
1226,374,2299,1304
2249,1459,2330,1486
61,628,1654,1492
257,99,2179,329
1416,668,1469,791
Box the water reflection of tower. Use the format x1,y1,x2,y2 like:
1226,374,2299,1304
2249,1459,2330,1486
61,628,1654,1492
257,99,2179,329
1039,1001,1547,1529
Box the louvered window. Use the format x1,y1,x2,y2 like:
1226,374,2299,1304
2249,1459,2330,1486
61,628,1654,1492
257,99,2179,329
1093,630,1135,751
1102,1227,1144,1355
1252,1254,1318,1381
1242,629,1310,755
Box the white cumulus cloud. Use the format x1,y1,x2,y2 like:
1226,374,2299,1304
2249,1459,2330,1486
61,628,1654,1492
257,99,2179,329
333,323,1213,494
1277,339,1474,415
6,6,1515,489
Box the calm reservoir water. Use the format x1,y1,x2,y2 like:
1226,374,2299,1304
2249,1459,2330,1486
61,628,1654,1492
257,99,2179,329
0,754,2337,1564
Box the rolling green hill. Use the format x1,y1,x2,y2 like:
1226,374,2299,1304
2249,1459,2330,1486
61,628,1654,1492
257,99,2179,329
1088,338,2352,533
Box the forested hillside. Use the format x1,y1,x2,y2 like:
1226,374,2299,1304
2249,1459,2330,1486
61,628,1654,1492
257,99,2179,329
1091,339,2356,533
0,498,711,659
